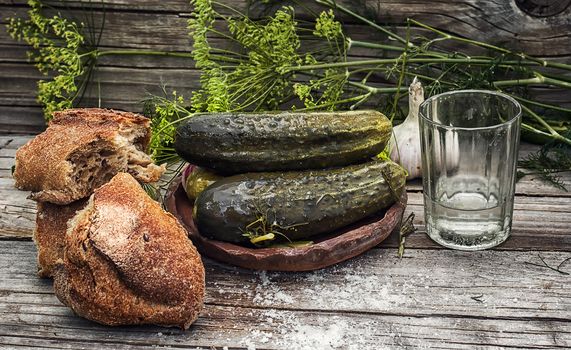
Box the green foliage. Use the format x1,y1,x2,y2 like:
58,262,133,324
314,9,342,40
518,139,571,191
7,0,571,192
142,89,192,165
7,0,91,118
188,0,231,112
187,0,350,113
241,205,311,248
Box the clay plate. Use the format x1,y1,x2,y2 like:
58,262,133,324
165,176,407,271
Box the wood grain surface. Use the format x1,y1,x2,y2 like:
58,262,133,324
0,135,570,348
1,241,570,349
1,2,570,347
1,0,570,133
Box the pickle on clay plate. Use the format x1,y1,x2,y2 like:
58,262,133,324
182,164,223,201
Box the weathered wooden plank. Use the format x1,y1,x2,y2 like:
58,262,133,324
1,136,570,251
166,249,571,320
0,0,193,13
0,106,46,135
406,142,571,197
407,171,571,198
1,1,571,133
0,308,569,349
0,63,203,132
2,0,570,57
1,59,570,134
0,241,570,349
3,3,570,62
3,7,462,54
389,191,571,251
1,308,568,349
0,135,31,149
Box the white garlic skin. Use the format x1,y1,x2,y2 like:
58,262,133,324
389,77,424,180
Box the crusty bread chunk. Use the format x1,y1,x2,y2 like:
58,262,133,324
34,199,88,278
14,108,165,205
53,173,205,329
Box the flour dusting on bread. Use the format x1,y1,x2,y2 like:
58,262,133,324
54,173,205,329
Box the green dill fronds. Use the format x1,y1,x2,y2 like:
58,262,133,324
187,2,352,113
293,82,317,109
7,0,91,119
225,6,302,110
143,89,192,165
187,0,216,70
314,9,342,41
518,140,571,191
242,210,284,246
142,182,162,202
188,0,234,112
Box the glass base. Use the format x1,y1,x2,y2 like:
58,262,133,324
426,224,511,251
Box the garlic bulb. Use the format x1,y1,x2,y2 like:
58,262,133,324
389,77,424,180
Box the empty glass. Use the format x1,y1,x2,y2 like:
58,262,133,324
419,90,522,250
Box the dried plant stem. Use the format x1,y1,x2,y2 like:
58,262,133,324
524,254,570,275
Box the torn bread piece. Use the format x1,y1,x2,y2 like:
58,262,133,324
53,173,205,329
34,199,88,278
13,108,165,205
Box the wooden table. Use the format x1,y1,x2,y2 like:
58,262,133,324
1,135,570,349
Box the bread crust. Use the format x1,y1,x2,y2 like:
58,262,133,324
34,199,88,278
13,108,165,204
53,173,205,329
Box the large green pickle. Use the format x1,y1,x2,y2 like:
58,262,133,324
194,159,406,244
174,110,392,175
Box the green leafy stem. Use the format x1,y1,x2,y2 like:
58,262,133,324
8,0,571,157
184,0,571,147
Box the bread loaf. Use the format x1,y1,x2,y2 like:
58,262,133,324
34,199,88,278
14,108,165,205
53,173,205,329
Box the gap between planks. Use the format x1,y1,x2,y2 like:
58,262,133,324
2,241,570,320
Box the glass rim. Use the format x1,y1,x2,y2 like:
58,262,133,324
419,89,522,131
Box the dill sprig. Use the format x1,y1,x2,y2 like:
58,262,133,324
241,204,311,248
518,138,571,191
188,0,351,113
8,0,92,118
142,88,192,165
7,0,196,120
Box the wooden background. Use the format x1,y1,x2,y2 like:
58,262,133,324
0,0,570,134
1,2,571,347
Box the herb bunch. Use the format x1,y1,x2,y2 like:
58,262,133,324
7,0,96,117
183,0,571,146
143,0,356,167
7,0,198,166
187,0,350,113
8,0,571,189
174,0,571,188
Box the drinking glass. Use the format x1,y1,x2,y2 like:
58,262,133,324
419,90,522,250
